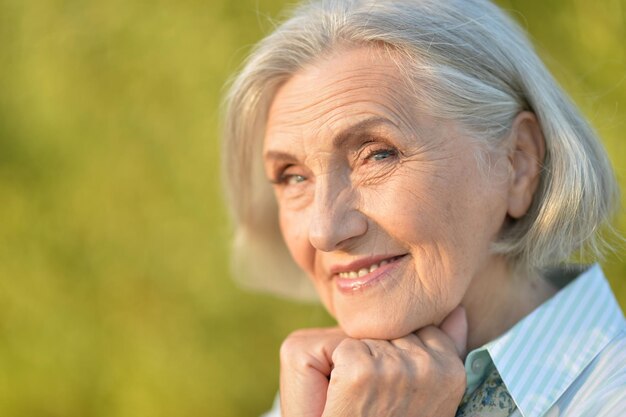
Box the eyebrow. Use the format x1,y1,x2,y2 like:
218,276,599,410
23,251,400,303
332,116,396,148
263,116,397,163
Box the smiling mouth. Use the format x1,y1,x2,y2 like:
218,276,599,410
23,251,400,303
335,254,407,279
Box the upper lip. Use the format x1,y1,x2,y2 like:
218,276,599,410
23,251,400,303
328,254,407,276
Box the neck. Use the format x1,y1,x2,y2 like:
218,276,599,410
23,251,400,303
462,256,558,352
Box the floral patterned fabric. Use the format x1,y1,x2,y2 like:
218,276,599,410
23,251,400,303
456,364,517,417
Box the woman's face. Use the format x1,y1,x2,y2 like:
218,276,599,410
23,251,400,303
263,47,511,339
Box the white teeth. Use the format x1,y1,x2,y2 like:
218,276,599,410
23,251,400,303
337,257,401,279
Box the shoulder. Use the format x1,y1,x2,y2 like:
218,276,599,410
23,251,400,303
557,329,626,416
585,329,626,389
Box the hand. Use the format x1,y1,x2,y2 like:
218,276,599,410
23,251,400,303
279,327,347,417
279,306,468,417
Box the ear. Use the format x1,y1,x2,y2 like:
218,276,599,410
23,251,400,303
507,111,545,219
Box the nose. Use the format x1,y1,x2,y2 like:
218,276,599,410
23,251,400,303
308,175,368,252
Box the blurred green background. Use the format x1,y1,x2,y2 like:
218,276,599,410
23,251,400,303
0,0,624,416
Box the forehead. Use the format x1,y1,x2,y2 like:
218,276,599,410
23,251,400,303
264,46,416,151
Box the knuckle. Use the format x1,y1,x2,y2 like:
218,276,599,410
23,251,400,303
408,347,430,370
279,329,311,361
331,338,358,362
414,325,436,339
280,327,346,369
331,340,376,386
417,354,436,379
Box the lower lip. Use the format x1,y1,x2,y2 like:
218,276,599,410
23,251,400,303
334,255,408,294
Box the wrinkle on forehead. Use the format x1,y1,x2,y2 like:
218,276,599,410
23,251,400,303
264,46,422,150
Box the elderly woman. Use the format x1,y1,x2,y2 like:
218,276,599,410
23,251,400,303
222,0,626,416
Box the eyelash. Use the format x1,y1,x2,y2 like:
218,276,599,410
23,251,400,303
270,143,399,186
271,165,306,186
363,147,398,162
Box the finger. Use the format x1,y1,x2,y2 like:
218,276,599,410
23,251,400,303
279,327,349,417
331,337,372,364
280,327,347,375
390,333,426,351
416,306,468,358
439,305,468,358
361,338,393,353
317,328,353,369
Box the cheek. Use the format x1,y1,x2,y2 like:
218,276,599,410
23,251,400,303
362,163,503,295
279,207,338,316
279,208,314,274
364,171,462,246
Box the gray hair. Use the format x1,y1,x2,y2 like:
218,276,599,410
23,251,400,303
222,0,619,300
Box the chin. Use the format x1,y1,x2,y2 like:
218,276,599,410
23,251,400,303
339,316,418,340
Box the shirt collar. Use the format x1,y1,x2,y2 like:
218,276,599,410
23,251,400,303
464,264,625,417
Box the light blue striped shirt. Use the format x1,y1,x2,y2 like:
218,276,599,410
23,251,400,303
262,265,626,417
465,264,626,417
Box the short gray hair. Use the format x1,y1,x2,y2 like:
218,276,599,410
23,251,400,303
222,0,619,300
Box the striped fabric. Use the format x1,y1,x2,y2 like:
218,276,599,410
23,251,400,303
261,265,626,417
469,264,626,417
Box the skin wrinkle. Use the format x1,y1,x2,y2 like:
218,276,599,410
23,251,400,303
268,55,417,141
350,133,458,191
266,82,442,184
396,133,487,318
270,75,391,125
265,45,556,346
221,2,617,411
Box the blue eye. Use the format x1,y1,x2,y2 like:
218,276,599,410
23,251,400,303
369,149,397,161
284,174,306,185
269,163,308,186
